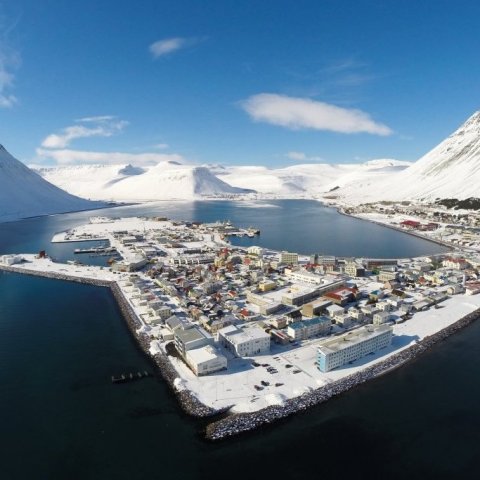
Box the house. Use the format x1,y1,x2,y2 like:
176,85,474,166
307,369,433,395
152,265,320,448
373,311,390,325
185,346,227,376
218,325,270,357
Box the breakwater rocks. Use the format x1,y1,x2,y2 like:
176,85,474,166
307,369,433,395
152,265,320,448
110,281,218,418
0,263,112,288
205,307,480,441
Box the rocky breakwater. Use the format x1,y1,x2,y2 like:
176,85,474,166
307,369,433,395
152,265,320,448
109,282,218,418
0,262,112,288
205,307,480,441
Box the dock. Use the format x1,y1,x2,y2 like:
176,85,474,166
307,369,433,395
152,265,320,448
111,371,153,384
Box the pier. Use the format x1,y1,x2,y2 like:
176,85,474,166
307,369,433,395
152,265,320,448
111,371,152,384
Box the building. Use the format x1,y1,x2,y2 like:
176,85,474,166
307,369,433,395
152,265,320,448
287,316,331,340
280,251,299,265
218,325,270,357
442,257,469,270
246,291,283,315
258,280,276,292
324,287,357,306
185,345,227,376
317,324,393,372
174,327,213,358
111,255,148,272
301,299,332,317
345,262,365,277
363,259,398,270
247,246,264,256
378,270,398,282
373,311,391,325
286,269,323,285
281,286,320,306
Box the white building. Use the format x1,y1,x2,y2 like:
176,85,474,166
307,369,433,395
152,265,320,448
373,311,391,325
317,324,393,372
286,269,323,285
186,345,228,376
218,325,270,357
247,246,264,257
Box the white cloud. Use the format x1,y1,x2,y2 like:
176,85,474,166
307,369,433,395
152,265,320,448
286,151,324,162
153,143,169,149
36,148,186,166
240,93,392,136
149,37,186,58
41,117,128,148
75,115,116,123
149,36,204,58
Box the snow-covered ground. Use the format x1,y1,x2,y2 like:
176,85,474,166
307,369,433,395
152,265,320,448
3,214,480,416
167,294,480,413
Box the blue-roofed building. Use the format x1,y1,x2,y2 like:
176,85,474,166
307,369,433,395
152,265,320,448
287,316,331,340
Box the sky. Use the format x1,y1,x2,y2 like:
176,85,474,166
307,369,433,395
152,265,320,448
0,0,479,168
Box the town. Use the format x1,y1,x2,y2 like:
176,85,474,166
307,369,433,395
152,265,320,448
1,213,480,416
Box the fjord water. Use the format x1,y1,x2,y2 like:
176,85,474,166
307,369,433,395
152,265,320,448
2,200,479,479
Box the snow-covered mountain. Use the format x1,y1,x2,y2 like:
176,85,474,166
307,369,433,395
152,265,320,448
216,159,411,196
32,110,480,206
36,161,251,201
0,145,103,223
333,111,480,204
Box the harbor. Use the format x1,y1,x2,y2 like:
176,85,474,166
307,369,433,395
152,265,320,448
1,213,480,440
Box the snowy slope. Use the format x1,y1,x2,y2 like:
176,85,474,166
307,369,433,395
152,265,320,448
217,160,411,196
334,111,480,204
36,161,251,201
0,145,103,223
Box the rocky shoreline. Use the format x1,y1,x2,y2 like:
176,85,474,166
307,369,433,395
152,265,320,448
336,207,453,251
204,306,480,440
0,263,218,418
4,262,479,441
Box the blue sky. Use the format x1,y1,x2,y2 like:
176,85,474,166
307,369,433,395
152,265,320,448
1,0,479,167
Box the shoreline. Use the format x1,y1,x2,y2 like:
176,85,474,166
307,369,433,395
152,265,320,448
3,261,479,440
204,306,480,440
334,205,454,252
0,263,221,419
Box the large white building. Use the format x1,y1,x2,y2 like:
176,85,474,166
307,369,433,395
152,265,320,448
218,325,270,357
185,345,228,376
286,269,323,285
317,324,393,372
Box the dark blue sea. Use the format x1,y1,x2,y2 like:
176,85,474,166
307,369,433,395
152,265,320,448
1,200,478,480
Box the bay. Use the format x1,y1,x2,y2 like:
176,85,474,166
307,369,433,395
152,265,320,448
2,200,477,480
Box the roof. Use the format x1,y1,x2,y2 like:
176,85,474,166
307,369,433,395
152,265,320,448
186,345,226,364
317,324,392,355
219,325,270,344
175,327,209,344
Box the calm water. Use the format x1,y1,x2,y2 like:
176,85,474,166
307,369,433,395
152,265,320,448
2,200,479,480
